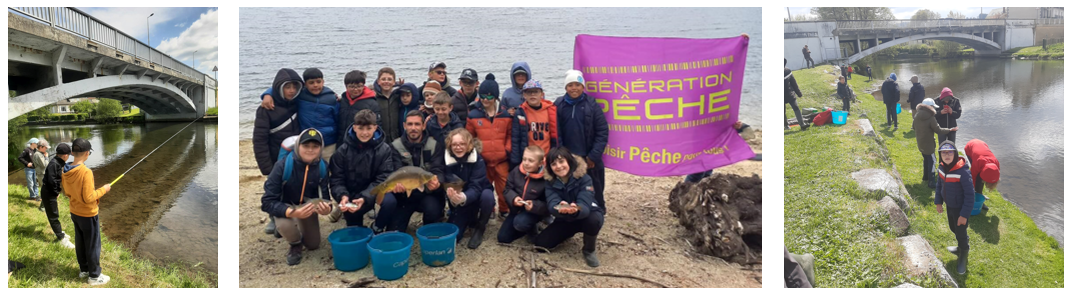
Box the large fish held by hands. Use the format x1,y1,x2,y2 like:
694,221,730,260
371,166,437,204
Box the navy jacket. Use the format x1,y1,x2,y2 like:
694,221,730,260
935,145,976,218
261,154,331,218
908,83,926,110
934,95,962,129
881,78,900,105
444,149,492,207
425,112,465,147
329,127,395,203
544,155,602,221
262,85,341,146
553,93,609,164
42,155,66,197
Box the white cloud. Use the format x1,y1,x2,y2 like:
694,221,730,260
156,9,218,77
175,22,187,28
79,7,182,43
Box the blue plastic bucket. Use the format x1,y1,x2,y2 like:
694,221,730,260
832,111,848,125
367,232,413,281
971,193,987,216
896,104,902,114
416,223,459,267
328,227,374,271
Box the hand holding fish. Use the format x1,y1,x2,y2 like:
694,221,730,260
288,203,316,219
426,176,440,191
524,200,534,211
446,188,465,205
314,201,331,215
392,183,406,194
513,196,525,207
555,201,578,214
340,196,364,213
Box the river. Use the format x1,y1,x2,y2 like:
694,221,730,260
9,123,219,272
237,7,762,139
870,58,1064,245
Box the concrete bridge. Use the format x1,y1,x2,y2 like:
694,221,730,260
784,19,1059,70
8,7,216,121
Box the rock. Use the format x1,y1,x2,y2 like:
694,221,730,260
894,283,922,288
850,169,908,210
878,196,910,236
896,235,958,288
856,118,875,137
668,173,761,264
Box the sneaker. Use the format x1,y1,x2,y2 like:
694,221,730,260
286,245,303,265
78,271,89,279
59,235,75,249
87,274,110,285
498,211,509,220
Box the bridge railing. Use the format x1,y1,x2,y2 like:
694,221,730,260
837,19,1006,30
9,7,206,82
1037,18,1064,26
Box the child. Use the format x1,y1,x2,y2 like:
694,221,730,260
443,128,495,249
262,68,340,160
32,140,50,198
467,73,514,219
425,92,465,147
534,147,604,267
262,128,332,265
510,80,558,170
934,140,974,275
498,146,550,244
837,76,851,112
331,109,397,230
19,138,40,200
62,138,112,285
41,142,75,249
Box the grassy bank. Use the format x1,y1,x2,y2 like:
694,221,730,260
7,185,216,287
784,65,1063,287
1008,43,1064,59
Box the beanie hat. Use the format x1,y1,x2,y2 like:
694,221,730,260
922,98,936,108
303,68,324,81
423,81,442,95
889,73,897,81
939,87,954,99
564,70,584,88
981,163,1000,183
478,73,500,99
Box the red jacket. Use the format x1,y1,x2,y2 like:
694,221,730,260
466,101,513,165
964,139,1000,184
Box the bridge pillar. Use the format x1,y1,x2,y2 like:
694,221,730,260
50,45,66,85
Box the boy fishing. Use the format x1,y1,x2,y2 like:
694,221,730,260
62,138,112,285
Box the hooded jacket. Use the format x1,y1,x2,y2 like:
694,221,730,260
390,134,446,184
261,152,331,218
254,69,303,175
337,86,382,143
964,139,1000,191
544,155,602,221
784,68,802,103
381,82,420,142
510,99,558,166
426,111,465,147
466,100,514,165
881,77,900,105
42,155,66,198
444,143,492,207
329,126,395,203
450,87,477,124
61,163,108,217
934,88,962,128
395,83,424,138
553,92,609,164
500,62,532,110
912,104,953,155
908,82,926,110
374,82,400,142
503,164,549,217
296,86,341,146
935,141,975,218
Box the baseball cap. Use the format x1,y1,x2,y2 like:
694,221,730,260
298,128,323,145
522,80,543,91
428,61,446,72
922,98,936,108
29,138,39,145
55,143,71,155
459,68,478,81
938,143,956,152
72,138,93,153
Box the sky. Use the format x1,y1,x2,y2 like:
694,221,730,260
786,7,1003,20
76,7,218,79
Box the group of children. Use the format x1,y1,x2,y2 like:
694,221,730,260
18,138,113,285
255,62,610,268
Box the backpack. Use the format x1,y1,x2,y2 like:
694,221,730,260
278,135,328,187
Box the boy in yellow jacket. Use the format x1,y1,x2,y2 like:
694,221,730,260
61,138,112,285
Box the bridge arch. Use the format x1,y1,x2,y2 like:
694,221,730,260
846,32,1002,64
8,75,197,119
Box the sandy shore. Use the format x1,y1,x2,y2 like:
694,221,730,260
237,132,762,288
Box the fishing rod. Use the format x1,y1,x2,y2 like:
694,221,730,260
109,116,202,186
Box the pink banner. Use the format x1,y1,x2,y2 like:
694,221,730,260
573,34,754,177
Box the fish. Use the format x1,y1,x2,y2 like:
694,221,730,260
289,198,329,209
441,174,466,194
371,166,437,204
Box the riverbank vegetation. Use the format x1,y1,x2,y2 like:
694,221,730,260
1009,43,1064,59
785,65,1063,287
7,185,216,287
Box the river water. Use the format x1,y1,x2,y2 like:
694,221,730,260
9,123,219,272
871,58,1064,245
237,7,762,138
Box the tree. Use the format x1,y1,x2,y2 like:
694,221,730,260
96,99,122,119
947,11,966,19
28,106,53,122
72,100,96,118
911,9,941,20
811,7,896,21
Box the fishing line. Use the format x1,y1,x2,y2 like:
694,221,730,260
110,116,202,186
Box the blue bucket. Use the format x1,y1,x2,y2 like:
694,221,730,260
416,223,459,267
367,232,413,281
328,227,374,271
831,111,848,125
971,193,987,216
896,104,902,114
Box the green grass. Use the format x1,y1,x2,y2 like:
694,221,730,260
1008,43,1064,58
205,107,218,116
785,66,1064,288
119,107,141,117
8,185,216,287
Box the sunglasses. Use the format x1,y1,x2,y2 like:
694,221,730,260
480,94,497,100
